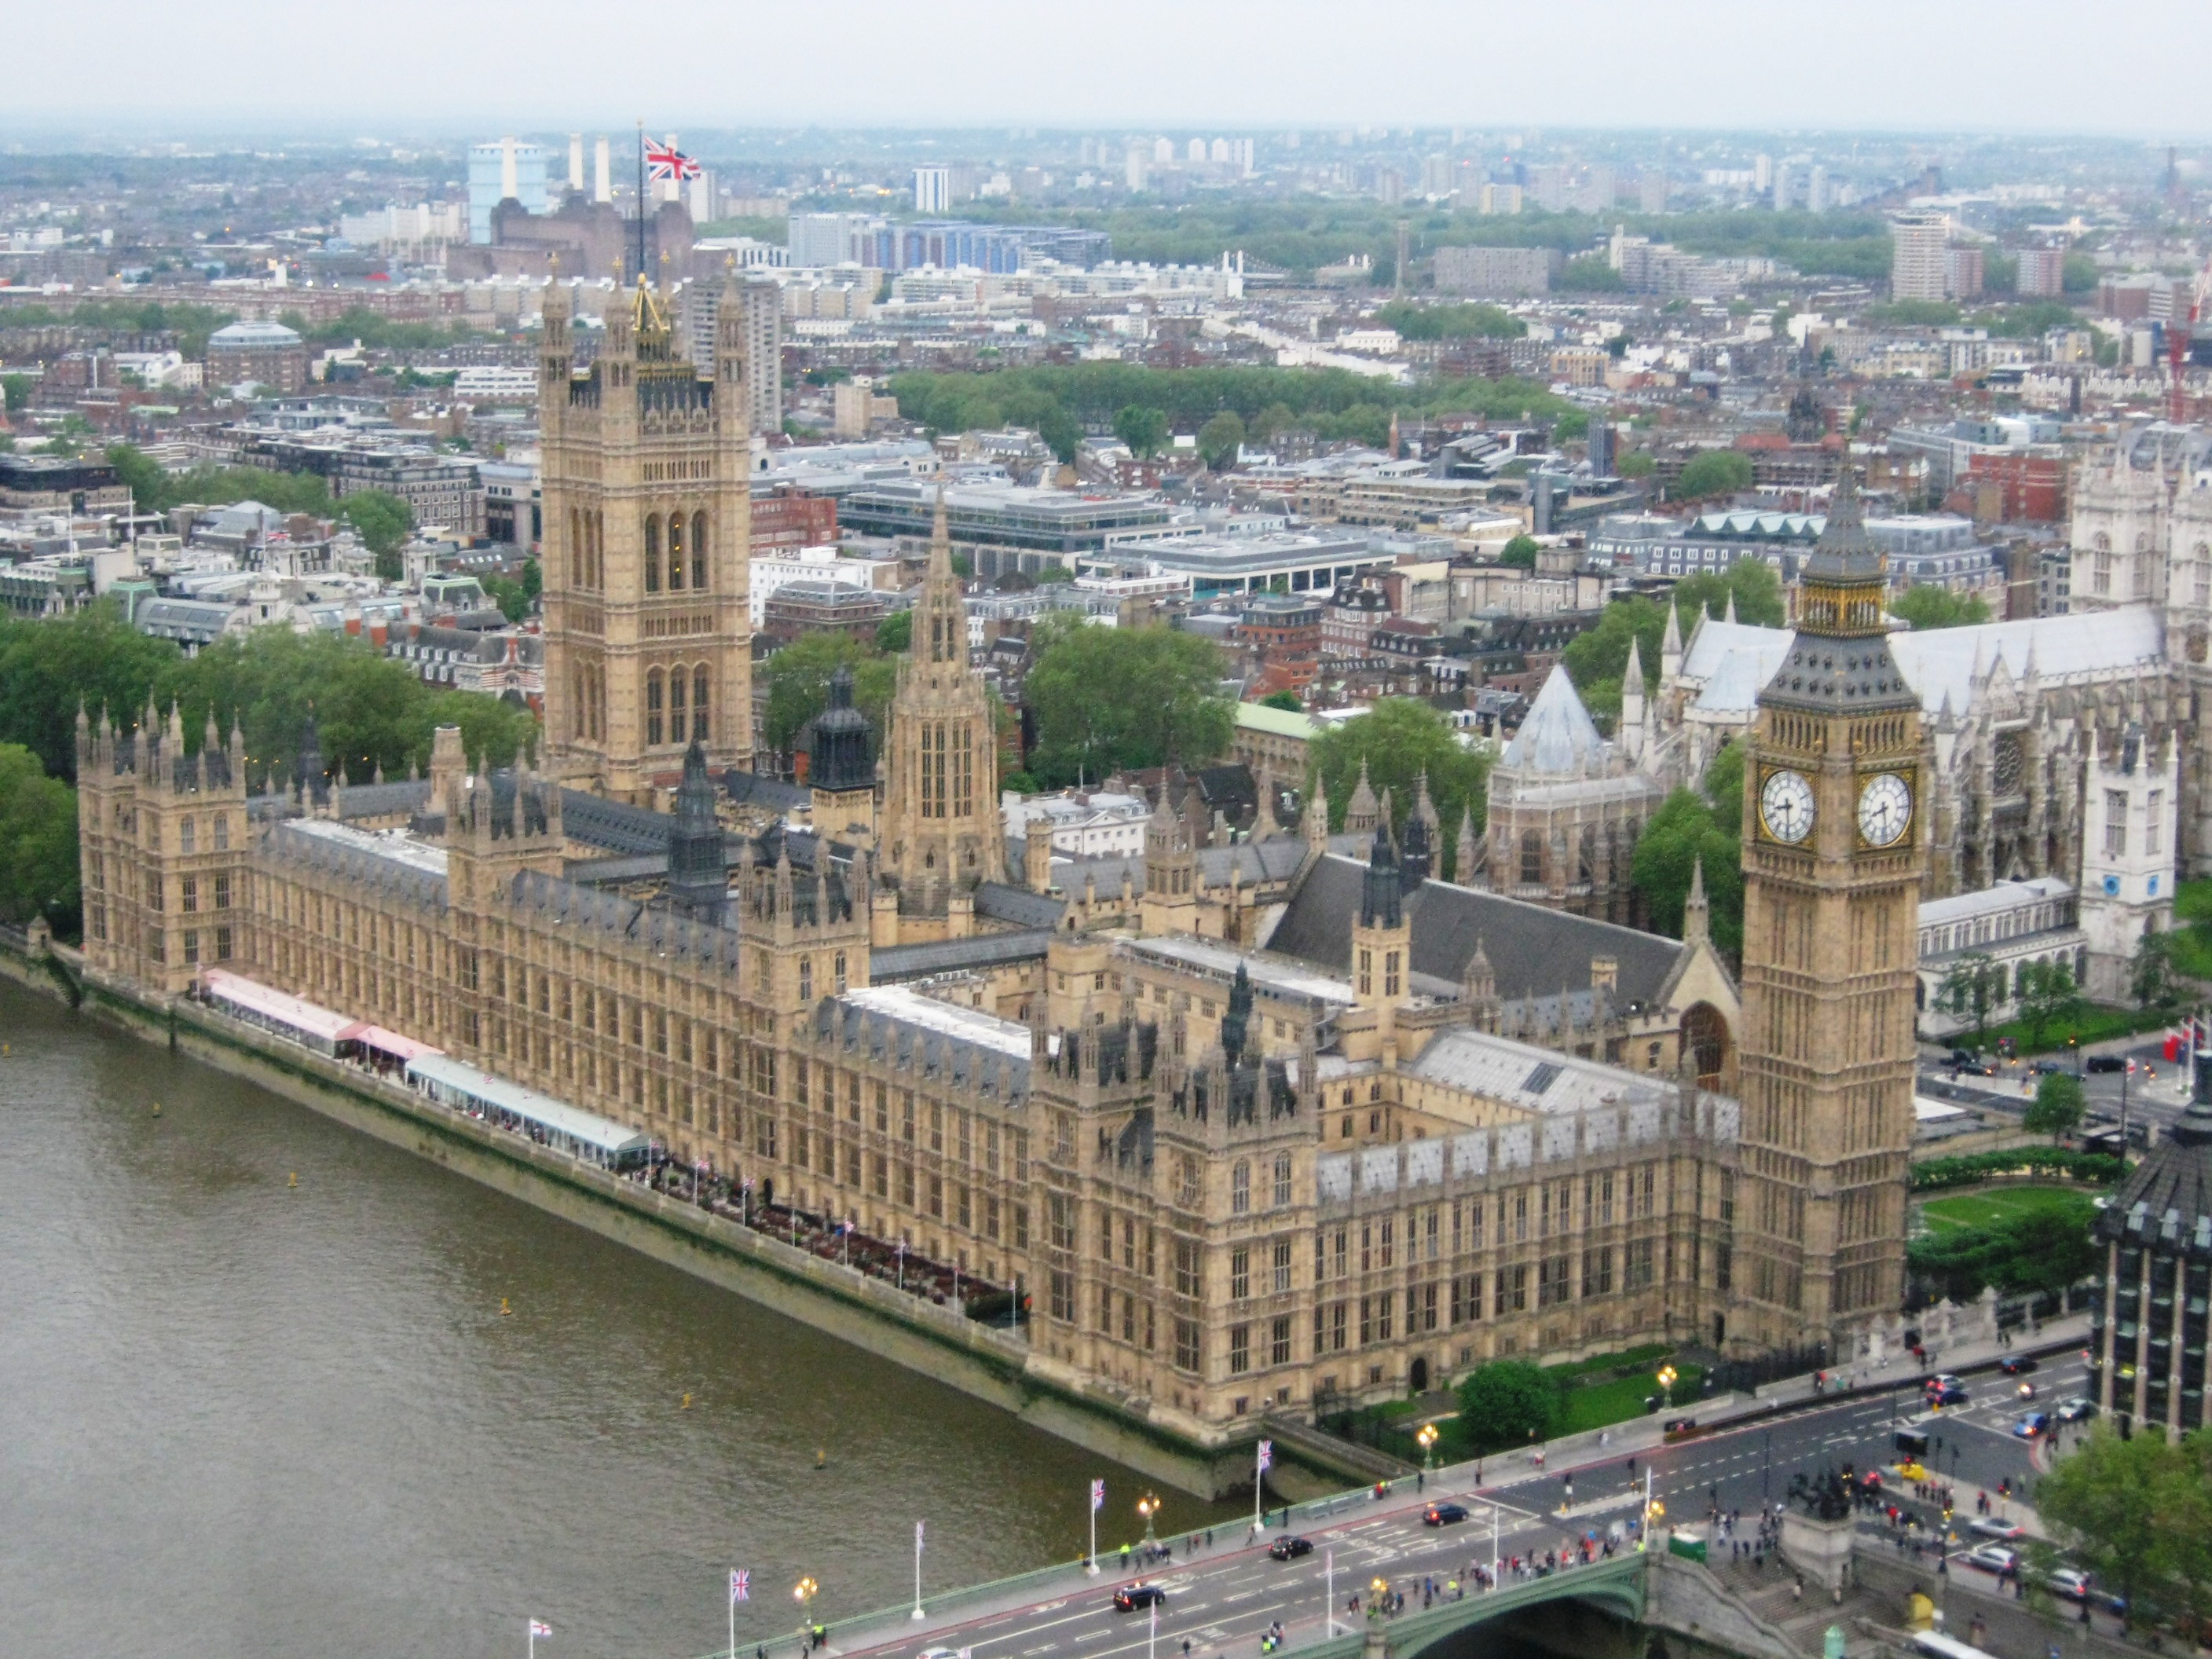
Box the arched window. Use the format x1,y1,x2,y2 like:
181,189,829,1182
833,950,847,994
646,669,665,746
644,515,661,593
571,667,586,738
692,511,709,588
667,511,685,590
591,511,603,589
1273,1152,1292,1208
693,668,709,740
667,665,686,741
798,956,813,1002
569,508,583,584
1232,1160,1251,1214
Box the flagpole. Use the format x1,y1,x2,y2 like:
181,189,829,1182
913,1520,926,1620
634,119,646,283
1254,1441,1262,1533
730,1575,737,1659
1325,1548,1335,1636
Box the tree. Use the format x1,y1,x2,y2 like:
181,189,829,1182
2,372,31,412
1555,255,1625,293
0,601,181,783
1259,690,1304,712
1036,403,1081,466
104,440,171,508
1498,534,1540,570
1308,698,1489,881
1617,451,1656,479
2014,959,2086,1052
482,575,531,624
0,744,79,929
1892,585,1990,630
1454,1359,1563,1451
2132,928,2188,1018
519,558,543,602
875,610,913,654
337,489,413,582
1672,450,1755,500
1111,404,1170,459
2038,1426,2200,1628
1196,411,1245,472
1938,950,2000,1046
1025,622,1234,787
1631,744,1746,961
2025,1071,2086,1144
761,632,897,757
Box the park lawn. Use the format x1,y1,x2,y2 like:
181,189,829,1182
1920,1184,2089,1235
1972,1002,2174,1055
1557,1366,1703,1435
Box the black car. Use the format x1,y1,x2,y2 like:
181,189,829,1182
1423,1503,1470,1527
2086,1055,2127,1074
1269,1536,1314,1561
1999,1355,2039,1375
2029,1059,2065,1075
1114,1584,1166,1611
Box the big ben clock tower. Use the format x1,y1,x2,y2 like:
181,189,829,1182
1734,463,1924,1357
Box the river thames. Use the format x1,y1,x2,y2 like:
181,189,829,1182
0,980,1238,1659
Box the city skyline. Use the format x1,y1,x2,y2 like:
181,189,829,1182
13,0,2212,136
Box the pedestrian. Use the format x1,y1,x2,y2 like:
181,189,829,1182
1793,1577,1804,1602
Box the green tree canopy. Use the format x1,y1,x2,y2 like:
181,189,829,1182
1259,690,1304,712
337,489,413,580
1309,698,1489,881
761,632,898,757
0,601,181,782
2025,1071,2086,1143
1372,300,1525,341
1196,411,1245,471
1891,585,1990,630
1498,534,1540,570
0,743,79,929
1616,451,1656,479
1025,622,1233,787
1561,564,1778,729
2015,960,2086,1053
1906,1192,2098,1305
2038,1426,2210,1628
1454,1359,1563,1451
1112,405,1171,459
2133,928,2188,1016
1672,450,1755,500
875,610,913,654
1629,742,1745,960
1556,255,1625,292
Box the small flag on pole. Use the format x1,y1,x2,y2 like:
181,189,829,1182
644,137,702,182
731,1569,750,1605
917,1520,926,1544
1257,1439,1274,1471
530,1621,553,1636
1090,1478,1105,1511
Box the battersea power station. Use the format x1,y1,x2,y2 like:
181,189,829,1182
72,274,1924,1443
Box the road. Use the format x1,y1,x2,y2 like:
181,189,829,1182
1920,1035,2190,1141
836,1359,2073,1659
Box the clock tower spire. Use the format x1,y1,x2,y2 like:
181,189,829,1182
1734,461,1923,1357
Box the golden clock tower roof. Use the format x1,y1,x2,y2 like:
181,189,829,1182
1760,463,1917,714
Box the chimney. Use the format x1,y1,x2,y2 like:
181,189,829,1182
1589,954,1618,995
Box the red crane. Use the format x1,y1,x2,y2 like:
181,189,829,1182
2168,255,2212,423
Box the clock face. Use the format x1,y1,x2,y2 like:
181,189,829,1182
1857,772,1914,848
1759,769,1816,844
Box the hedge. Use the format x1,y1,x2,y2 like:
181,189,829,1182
1911,1148,2125,1192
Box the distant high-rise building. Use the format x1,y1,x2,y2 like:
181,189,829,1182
1434,244,1558,296
1638,170,1668,214
913,167,950,214
1188,137,1207,163
2018,245,2067,298
1233,137,1256,176
1890,212,1949,302
789,212,881,269
1807,166,1829,214
1945,245,1985,301
1126,145,1148,192
1152,136,1174,164
1478,182,1523,216
1572,165,1617,214
1771,162,1793,211
1528,163,1571,214
1421,154,1455,198
1753,152,1773,193
468,138,550,244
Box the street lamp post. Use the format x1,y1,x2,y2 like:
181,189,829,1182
793,1576,819,1651
1137,1494,1160,1548
1416,1423,1438,1473
1657,1364,1679,1411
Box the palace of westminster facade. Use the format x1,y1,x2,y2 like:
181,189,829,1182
72,277,1926,1438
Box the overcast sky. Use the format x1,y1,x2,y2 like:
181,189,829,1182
12,0,2211,136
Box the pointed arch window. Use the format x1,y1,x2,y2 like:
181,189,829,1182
646,669,665,746
667,511,685,590
692,511,710,589
667,664,686,741
693,668,710,740
644,515,661,593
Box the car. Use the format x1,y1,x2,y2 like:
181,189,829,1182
2012,1413,2051,1439
1925,1373,1964,1392
1929,1385,1969,1407
1423,1503,1470,1527
2087,1055,2127,1074
2045,1568,2094,1602
1970,1518,2027,1543
1999,1355,2039,1376
1946,1048,1979,1068
1269,1536,1314,1561
917,1647,960,1659
2030,1059,2066,1075
1950,1057,1996,1076
1114,1584,1166,1611
2056,1397,2097,1423
1965,1544,2021,1575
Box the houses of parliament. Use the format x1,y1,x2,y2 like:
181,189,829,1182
71,274,1919,1443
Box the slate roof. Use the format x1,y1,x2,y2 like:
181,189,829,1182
870,928,1060,981
1500,665,1606,774
725,768,812,813
1266,854,1685,1009
1005,834,1309,903
2097,1099,2212,1257
976,882,1065,928
559,790,676,855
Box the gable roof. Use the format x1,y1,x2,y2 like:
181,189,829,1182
1268,854,1686,1009
1500,664,1606,774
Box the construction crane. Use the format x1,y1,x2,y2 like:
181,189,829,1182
2167,253,2212,423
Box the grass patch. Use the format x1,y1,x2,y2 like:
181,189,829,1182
1921,1184,2090,1234
1968,1002,2173,1055
1558,1366,1704,1436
